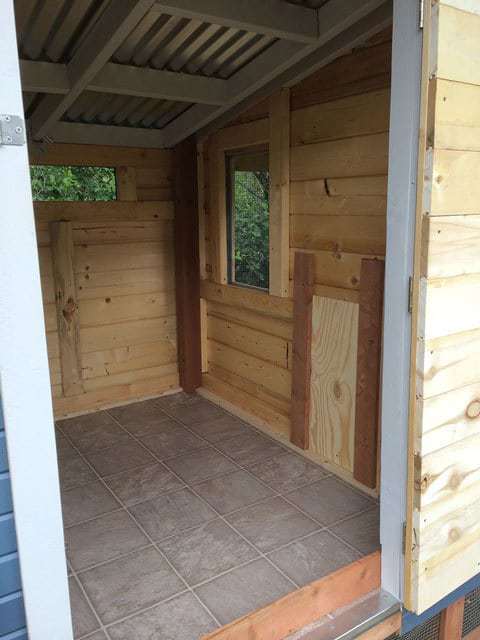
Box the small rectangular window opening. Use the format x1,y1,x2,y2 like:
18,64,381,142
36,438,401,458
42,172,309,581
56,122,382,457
30,165,117,201
227,148,270,291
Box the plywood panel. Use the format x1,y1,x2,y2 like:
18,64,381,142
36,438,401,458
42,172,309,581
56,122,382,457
309,296,359,471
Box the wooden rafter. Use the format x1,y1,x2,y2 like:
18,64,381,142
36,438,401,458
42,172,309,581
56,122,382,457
21,60,228,106
29,0,158,140
162,0,392,146
152,0,319,43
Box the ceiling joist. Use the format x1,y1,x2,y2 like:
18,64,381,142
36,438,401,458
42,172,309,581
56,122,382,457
152,0,319,43
21,60,228,106
161,0,392,146
29,0,158,140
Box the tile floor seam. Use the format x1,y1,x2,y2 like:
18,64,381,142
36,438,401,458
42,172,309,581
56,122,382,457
70,565,112,640
60,421,223,631
106,409,302,592
106,401,376,592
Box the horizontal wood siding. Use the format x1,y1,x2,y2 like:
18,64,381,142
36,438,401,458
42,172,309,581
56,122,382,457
201,31,391,484
0,402,26,639
34,148,179,417
406,1,480,614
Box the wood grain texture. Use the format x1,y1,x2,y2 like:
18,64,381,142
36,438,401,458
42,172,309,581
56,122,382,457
269,88,290,297
115,166,137,201
291,252,314,449
174,137,201,392
439,597,465,640
201,552,380,640
49,221,83,397
309,296,358,472
354,259,384,489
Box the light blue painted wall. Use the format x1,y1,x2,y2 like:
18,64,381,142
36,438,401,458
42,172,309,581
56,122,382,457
0,401,27,638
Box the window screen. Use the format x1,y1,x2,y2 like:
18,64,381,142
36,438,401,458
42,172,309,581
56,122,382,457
227,149,269,290
30,165,117,201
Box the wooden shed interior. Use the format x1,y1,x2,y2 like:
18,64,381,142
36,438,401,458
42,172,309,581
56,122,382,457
6,0,480,638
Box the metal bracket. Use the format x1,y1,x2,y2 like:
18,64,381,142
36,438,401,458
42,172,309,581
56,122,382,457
0,114,26,146
419,0,425,29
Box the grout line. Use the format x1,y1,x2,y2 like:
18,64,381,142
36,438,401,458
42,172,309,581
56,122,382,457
60,422,222,632
59,395,379,633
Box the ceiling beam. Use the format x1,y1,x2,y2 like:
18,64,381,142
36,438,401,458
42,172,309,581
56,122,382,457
29,0,157,141
162,0,391,147
21,60,228,105
20,60,69,95
152,0,319,43
49,122,166,149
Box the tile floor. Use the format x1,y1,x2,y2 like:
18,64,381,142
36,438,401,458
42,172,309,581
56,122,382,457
56,392,380,640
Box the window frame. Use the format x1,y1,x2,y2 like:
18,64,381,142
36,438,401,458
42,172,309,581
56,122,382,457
225,146,270,292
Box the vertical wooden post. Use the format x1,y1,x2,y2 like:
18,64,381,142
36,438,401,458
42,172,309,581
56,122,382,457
269,88,290,298
49,220,83,397
291,251,314,449
116,166,137,201
354,258,385,488
174,137,202,392
439,597,465,640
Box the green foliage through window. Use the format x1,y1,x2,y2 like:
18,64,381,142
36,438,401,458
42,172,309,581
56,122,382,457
30,165,117,201
228,152,269,290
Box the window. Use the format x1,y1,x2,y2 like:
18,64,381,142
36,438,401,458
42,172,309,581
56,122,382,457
227,149,270,290
30,165,117,201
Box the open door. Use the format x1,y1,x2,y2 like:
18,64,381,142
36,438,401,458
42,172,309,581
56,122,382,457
405,0,480,614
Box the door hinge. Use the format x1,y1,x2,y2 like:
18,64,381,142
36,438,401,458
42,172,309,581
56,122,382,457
0,115,26,146
408,276,414,314
402,521,407,555
419,0,425,29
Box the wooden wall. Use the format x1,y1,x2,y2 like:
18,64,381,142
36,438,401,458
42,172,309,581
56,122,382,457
405,0,480,614
29,144,179,417
200,30,391,483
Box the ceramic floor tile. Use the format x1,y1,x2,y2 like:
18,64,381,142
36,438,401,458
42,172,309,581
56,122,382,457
330,507,380,555
193,470,274,515
66,510,148,571
59,455,96,491
155,391,200,411
158,518,258,586
62,481,120,527
129,487,217,541
165,398,226,425
117,416,181,439
140,424,205,460
285,477,374,526
226,496,319,553
56,431,77,459
195,558,294,626
59,412,129,453
108,399,171,433
104,463,184,507
84,441,155,477
187,414,249,443
268,530,359,587
69,577,99,638
164,447,238,485
248,452,328,493
79,546,184,624
107,591,217,640
214,432,285,467
82,633,107,640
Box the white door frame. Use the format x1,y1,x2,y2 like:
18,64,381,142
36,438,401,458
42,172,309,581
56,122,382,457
380,0,424,601
0,2,73,638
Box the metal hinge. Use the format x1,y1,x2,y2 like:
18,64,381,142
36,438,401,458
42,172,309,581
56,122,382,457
408,276,414,314
419,0,425,29
0,115,26,146
402,522,407,555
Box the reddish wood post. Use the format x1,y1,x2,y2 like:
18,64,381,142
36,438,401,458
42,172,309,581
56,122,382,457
174,137,202,392
353,258,385,488
291,251,314,449
439,597,465,640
